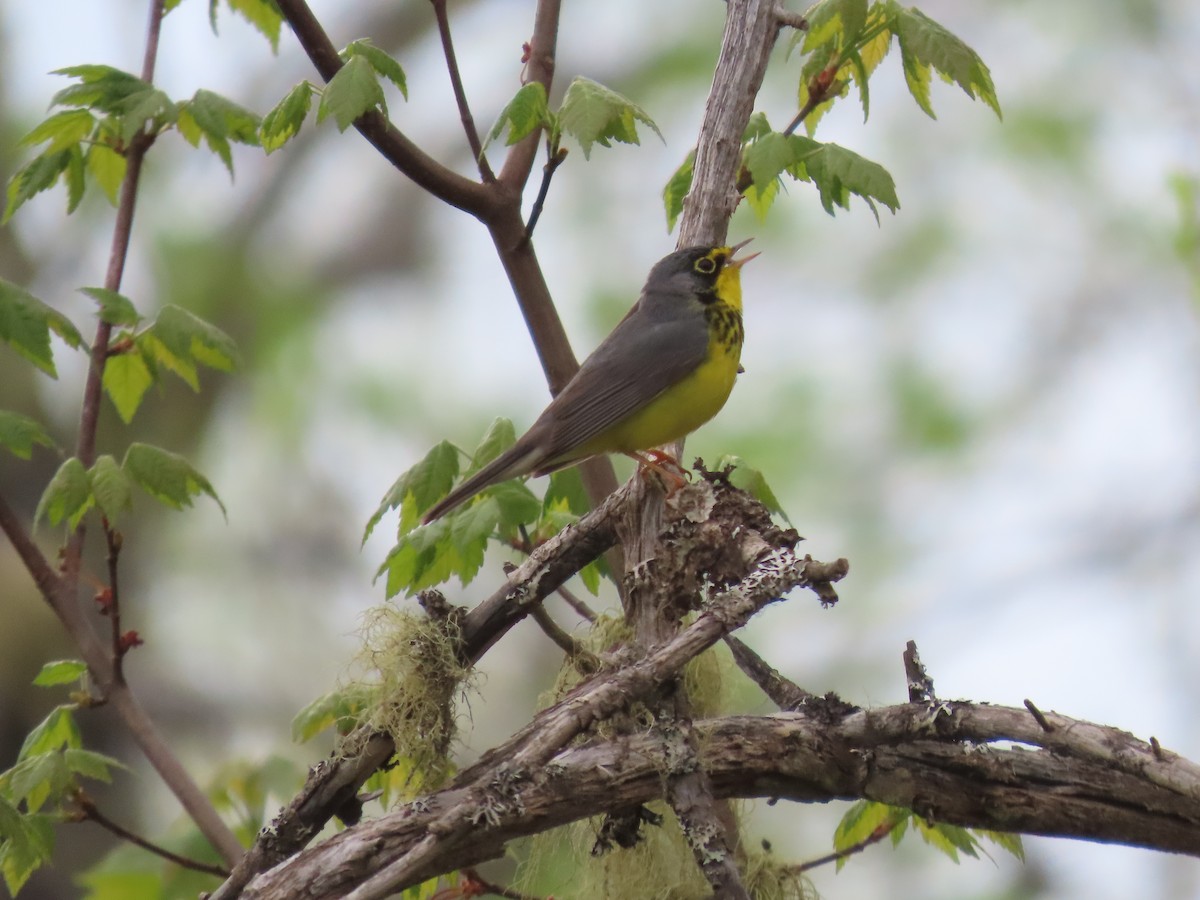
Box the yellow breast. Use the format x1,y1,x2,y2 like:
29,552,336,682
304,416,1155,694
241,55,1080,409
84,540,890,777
589,304,743,454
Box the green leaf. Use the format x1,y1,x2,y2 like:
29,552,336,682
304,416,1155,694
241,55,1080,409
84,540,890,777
140,304,239,391
35,457,93,529
64,144,86,213
662,150,694,233
20,109,96,154
743,112,773,141
833,800,908,870
49,65,149,114
914,817,980,862
803,0,869,51
715,455,791,523
802,140,899,219
0,280,84,376
80,287,140,327
977,829,1024,861
0,410,57,460
893,7,1001,119
468,417,517,471
484,82,551,149
18,706,82,761
557,76,663,159
90,455,133,523
113,86,176,144
743,132,800,198
102,350,155,423
489,480,541,527
226,0,284,51
63,748,124,783
0,799,54,895
449,496,500,585
318,55,385,131
364,440,460,543
122,443,226,516
261,82,314,153
32,660,87,687
291,685,375,742
543,466,591,518
86,143,127,205
4,753,67,815
3,149,71,223
345,40,407,98
179,89,261,175
184,90,262,145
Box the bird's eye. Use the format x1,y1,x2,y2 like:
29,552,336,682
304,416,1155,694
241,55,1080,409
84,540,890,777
695,256,718,275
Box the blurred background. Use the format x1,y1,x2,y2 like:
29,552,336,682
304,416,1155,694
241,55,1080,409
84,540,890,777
1,0,1198,897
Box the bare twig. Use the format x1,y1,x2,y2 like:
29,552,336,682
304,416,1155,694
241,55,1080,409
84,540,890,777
554,583,597,622
724,635,816,710
791,818,899,873
903,639,935,704
522,144,568,242
528,602,588,660
1024,698,1054,733
431,0,493,182
73,792,229,878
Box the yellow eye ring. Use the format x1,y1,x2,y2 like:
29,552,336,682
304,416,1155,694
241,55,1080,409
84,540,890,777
695,256,718,275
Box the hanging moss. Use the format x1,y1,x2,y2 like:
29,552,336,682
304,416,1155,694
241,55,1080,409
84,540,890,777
338,605,470,792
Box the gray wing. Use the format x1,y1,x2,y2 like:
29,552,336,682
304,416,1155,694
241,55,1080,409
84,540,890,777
531,300,709,466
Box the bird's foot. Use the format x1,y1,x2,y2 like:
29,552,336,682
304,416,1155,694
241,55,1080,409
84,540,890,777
626,449,691,495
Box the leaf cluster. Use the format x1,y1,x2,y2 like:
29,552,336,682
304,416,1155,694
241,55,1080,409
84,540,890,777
0,281,232,524
834,800,1024,871
365,418,604,598
0,668,123,895
663,0,1002,228
4,67,262,222
485,76,663,161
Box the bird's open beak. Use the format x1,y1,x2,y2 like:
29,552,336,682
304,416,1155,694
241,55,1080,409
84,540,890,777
727,237,761,268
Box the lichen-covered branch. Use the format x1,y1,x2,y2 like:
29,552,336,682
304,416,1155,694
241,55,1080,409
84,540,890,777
240,703,1200,898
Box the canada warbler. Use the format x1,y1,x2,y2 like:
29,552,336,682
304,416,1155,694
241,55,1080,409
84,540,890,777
421,241,757,524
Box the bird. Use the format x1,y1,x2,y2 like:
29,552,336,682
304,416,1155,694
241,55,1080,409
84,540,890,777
421,240,757,524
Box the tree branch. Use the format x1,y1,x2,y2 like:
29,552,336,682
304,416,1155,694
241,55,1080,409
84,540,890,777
240,703,1200,898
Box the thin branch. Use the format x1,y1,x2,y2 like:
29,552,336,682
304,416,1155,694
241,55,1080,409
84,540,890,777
902,639,935,704
521,144,568,243
430,0,493,182
791,819,899,873
528,603,590,660
0,492,64,601
1024,698,1054,733
724,635,816,710
74,793,229,878
554,583,597,622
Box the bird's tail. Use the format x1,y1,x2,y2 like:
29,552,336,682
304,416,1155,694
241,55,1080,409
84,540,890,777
421,441,543,524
